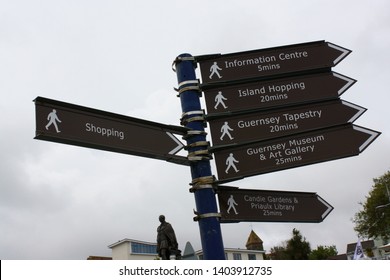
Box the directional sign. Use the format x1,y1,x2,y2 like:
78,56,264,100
208,99,366,147
212,124,380,183
34,96,189,165
203,71,356,115
197,41,351,84
217,186,333,223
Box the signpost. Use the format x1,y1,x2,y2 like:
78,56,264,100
208,99,366,147
198,41,351,84
34,96,188,165
32,40,380,260
217,186,333,223
212,124,380,183
203,71,356,115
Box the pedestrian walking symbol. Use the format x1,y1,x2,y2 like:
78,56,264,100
209,62,222,80
214,91,227,109
225,153,239,174
220,122,234,141
45,109,62,133
227,195,238,215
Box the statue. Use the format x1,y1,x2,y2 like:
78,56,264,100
156,215,180,259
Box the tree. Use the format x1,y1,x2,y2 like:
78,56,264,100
353,170,390,241
269,244,289,260
309,245,338,260
285,228,311,259
269,228,311,259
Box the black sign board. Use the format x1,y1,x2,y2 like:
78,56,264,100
203,72,356,115
198,41,351,84
217,186,333,223
208,99,366,147
34,97,189,165
212,124,380,183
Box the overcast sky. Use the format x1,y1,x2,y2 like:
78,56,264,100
1,0,390,259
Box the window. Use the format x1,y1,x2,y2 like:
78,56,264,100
233,253,242,260
248,253,256,260
131,242,157,255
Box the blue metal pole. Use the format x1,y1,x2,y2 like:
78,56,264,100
174,54,225,260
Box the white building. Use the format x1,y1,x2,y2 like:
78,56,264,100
196,248,264,260
346,238,390,260
108,239,158,260
196,230,265,260
108,230,265,260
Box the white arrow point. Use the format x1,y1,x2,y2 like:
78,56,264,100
327,42,351,65
352,125,381,152
341,100,366,123
332,72,356,95
317,196,333,220
166,132,185,155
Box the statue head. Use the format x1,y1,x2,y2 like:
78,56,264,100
159,215,165,223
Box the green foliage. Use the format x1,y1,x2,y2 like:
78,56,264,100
269,228,311,260
285,228,311,259
353,171,390,240
269,244,289,260
309,245,338,260
269,229,339,260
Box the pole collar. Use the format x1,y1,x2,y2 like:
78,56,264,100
193,211,221,222
172,56,196,72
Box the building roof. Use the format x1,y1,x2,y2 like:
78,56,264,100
346,240,375,254
328,254,348,260
378,243,390,251
108,238,157,249
246,230,264,250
